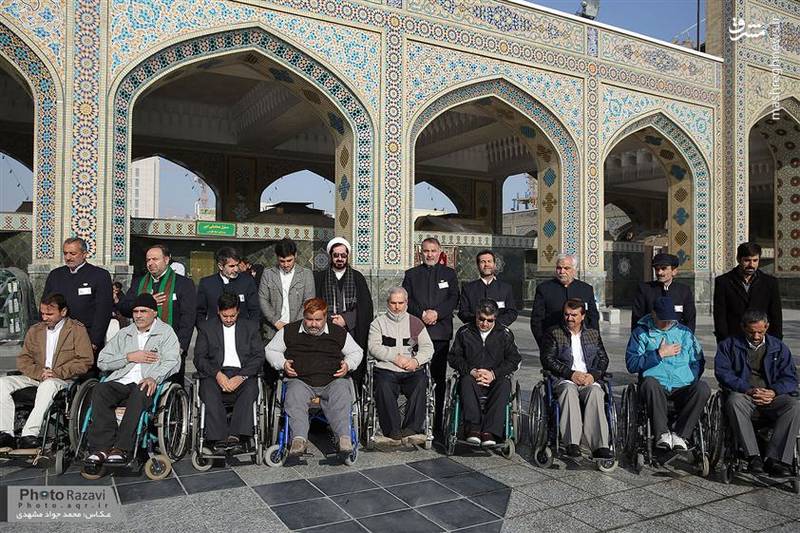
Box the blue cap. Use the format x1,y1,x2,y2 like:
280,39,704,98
652,296,677,321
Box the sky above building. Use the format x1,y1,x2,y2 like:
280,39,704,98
0,0,707,217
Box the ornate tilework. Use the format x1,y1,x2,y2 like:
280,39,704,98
112,28,375,264
0,0,65,69
382,16,404,265
406,41,583,137
108,0,382,114
0,21,57,260
746,2,800,61
131,217,333,242
587,27,598,57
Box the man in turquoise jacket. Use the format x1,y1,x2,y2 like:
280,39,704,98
626,297,710,451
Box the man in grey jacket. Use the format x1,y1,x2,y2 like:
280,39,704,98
367,287,434,444
85,293,180,467
259,238,315,341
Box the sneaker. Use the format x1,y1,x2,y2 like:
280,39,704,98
747,455,764,474
466,431,481,445
764,459,790,477
0,432,15,449
656,432,673,450
18,435,41,450
593,447,614,460
566,444,582,457
289,437,307,457
671,434,688,451
338,435,353,453
480,433,497,447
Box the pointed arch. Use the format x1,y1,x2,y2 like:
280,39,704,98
407,78,580,269
109,28,375,265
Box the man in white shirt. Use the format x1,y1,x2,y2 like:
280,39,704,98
85,293,179,468
194,293,264,450
0,293,93,450
265,297,363,460
539,298,612,460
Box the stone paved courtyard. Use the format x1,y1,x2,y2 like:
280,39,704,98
1,309,799,532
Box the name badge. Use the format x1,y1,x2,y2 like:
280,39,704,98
239,294,245,302
438,281,449,289
172,293,178,301
497,301,506,308
78,287,92,296
674,305,684,312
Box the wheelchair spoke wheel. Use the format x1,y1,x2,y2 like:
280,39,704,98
264,444,287,467
144,454,172,480
706,393,725,468
158,385,189,462
68,378,98,452
527,382,548,452
511,381,521,442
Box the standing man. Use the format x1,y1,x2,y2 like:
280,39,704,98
42,237,113,355
119,244,196,383
259,238,315,341
315,237,373,385
631,253,696,332
713,242,782,343
402,237,458,433
196,247,260,325
457,250,517,327
530,254,599,349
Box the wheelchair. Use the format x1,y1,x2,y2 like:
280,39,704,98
189,372,269,471
360,360,435,450
707,390,800,493
75,377,190,480
0,372,96,475
440,371,521,459
618,381,711,476
264,373,360,467
528,370,619,472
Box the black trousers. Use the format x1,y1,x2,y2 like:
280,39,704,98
88,381,153,452
430,340,450,432
639,376,711,438
373,367,427,436
459,375,510,439
199,369,259,441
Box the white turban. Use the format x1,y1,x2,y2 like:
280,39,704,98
326,237,351,255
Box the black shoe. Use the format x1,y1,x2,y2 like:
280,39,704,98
764,459,790,477
399,427,416,439
747,455,764,474
0,432,15,448
18,435,41,449
593,447,614,460
566,444,582,458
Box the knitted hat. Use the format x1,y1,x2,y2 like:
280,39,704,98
132,293,158,312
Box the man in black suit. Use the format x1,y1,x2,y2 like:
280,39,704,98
193,293,263,449
119,243,196,383
713,242,782,343
196,246,260,325
42,237,113,354
631,253,696,331
530,253,599,348
402,237,459,430
457,249,517,327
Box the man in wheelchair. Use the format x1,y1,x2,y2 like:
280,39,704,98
540,298,613,460
85,293,180,467
625,296,710,452
367,287,434,444
194,292,264,450
715,309,800,476
265,297,363,458
0,293,93,450
448,299,521,446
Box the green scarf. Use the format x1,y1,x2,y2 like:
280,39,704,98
137,267,177,325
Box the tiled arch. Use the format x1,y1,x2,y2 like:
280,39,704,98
110,27,375,265
603,112,711,271
0,22,59,261
408,78,581,264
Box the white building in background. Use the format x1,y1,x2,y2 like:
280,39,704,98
129,157,160,218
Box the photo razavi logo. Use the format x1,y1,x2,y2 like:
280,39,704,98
8,486,121,523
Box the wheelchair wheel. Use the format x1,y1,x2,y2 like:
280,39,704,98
510,381,521,443
269,387,282,446
706,392,725,468
597,458,618,473
533,446,553,468
620,384,639,458
501,439,515,460
80,463,105,480
49,449,66,476
344,404,359,466
720,462,734,484
144,453,172,480
527,381,548,454
698,455,710,478
264,444,287,467
157,384,189,462
635,452,645,474
191,447,214,472
68,378,98,451
441,377,458,456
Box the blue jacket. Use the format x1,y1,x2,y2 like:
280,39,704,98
625,315,704,391
714,334,798,396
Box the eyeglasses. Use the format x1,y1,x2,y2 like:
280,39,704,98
332,253,348,258
477,317,495,323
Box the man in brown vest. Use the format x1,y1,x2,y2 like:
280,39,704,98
265,298,363,458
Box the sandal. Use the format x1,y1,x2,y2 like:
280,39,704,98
85,450,108,465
